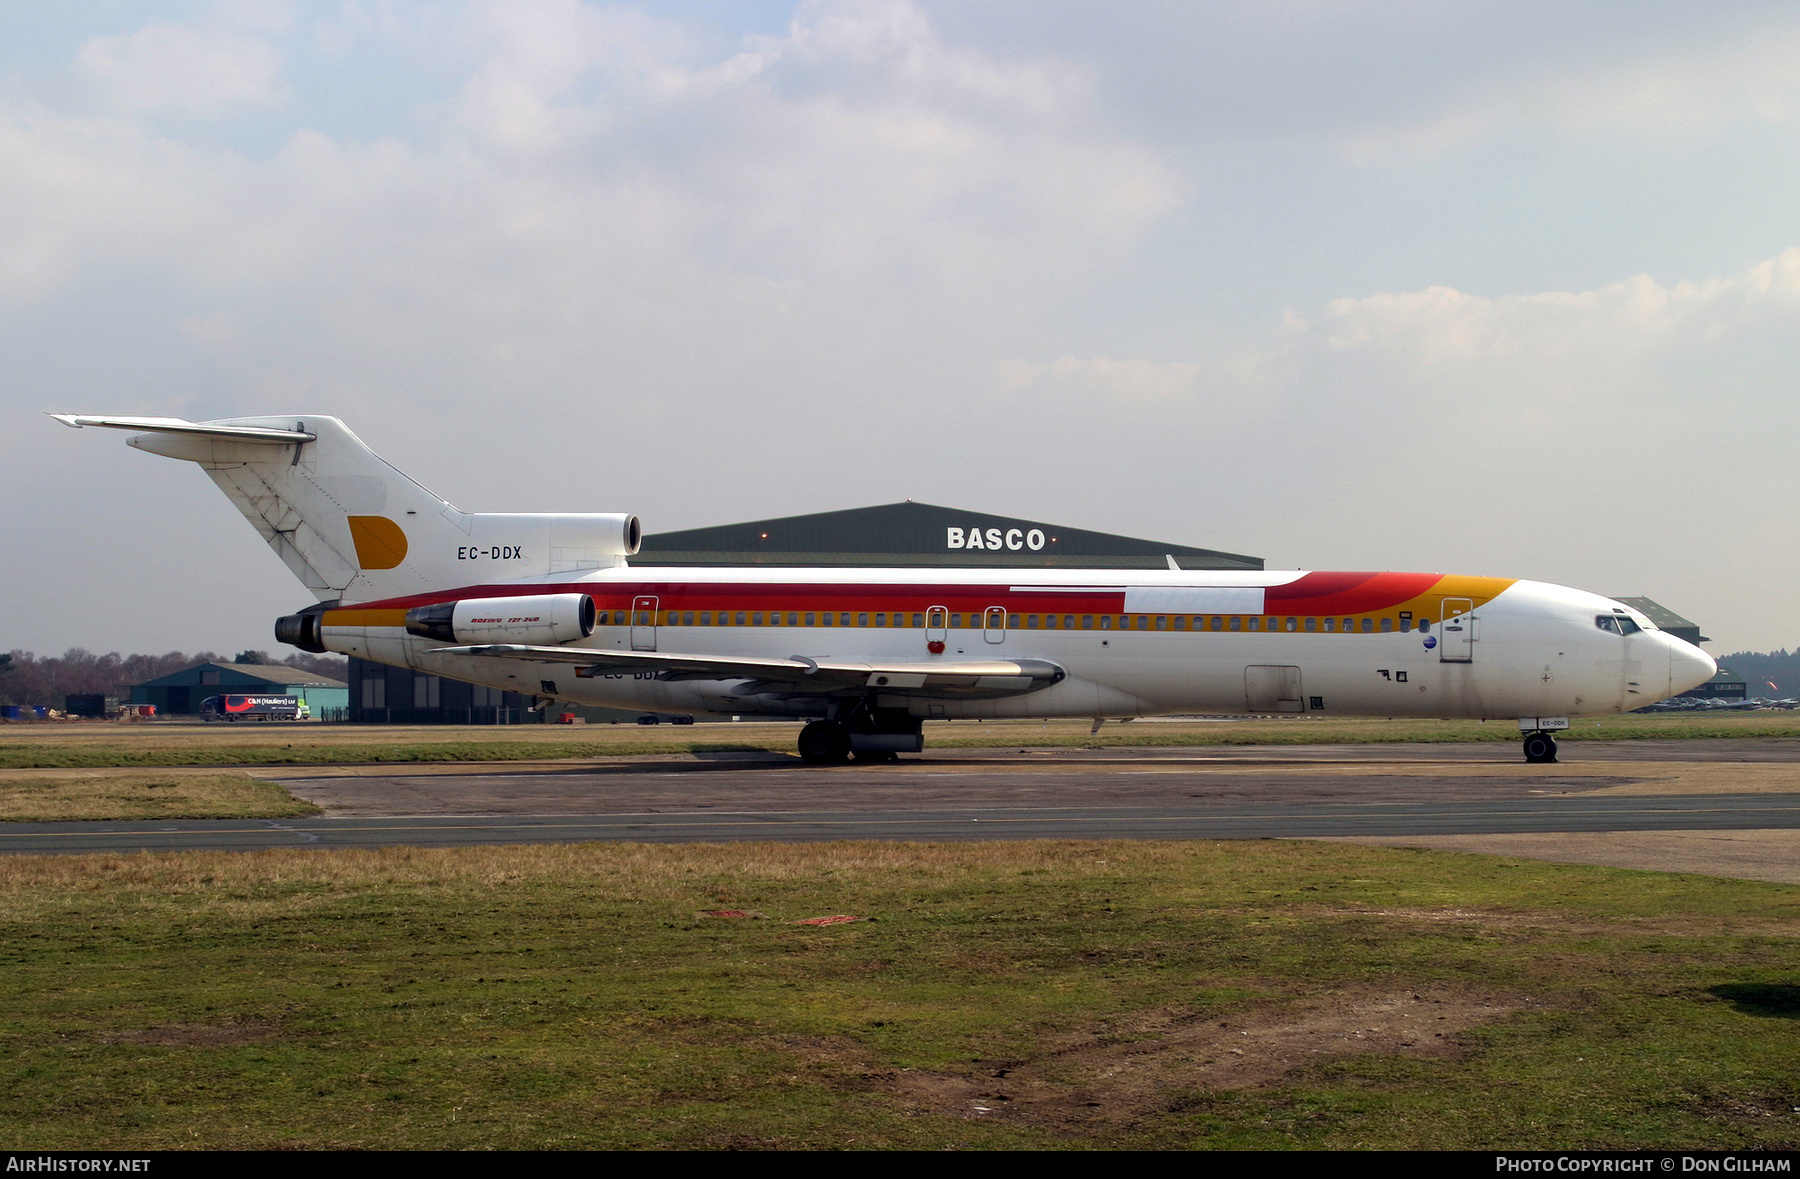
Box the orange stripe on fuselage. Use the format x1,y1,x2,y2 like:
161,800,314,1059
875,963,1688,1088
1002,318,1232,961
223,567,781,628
321,608,408,627
1265,572,1513,618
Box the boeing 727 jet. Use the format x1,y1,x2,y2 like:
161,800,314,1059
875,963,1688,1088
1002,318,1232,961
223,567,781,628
53,414,1717,764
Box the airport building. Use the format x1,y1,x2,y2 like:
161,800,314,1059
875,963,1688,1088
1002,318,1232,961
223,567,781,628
132,662,349,717
344,502,1261,724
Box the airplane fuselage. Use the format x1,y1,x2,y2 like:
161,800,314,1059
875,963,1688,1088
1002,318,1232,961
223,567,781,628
316,565,1712,725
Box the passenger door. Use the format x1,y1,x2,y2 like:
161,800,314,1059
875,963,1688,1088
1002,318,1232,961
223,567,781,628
631,595,659,652
1439,598,1474,663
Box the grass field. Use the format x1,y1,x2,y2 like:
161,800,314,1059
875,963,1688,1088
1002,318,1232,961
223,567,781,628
2,839,1796,1149
5,712,1800,769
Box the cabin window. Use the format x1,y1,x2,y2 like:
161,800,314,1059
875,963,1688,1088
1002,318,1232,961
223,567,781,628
1225,616,1237,632
1285,618,1297,632
681,611,693,625
735,612,747,626
1028,615,1040,629
1322,617,1334,632
1082,615,1093,629
1064,615,1075,630
1045,615,1058,630
1361,617,1372,633
1120,616,1131,629
1380,617,1392,633
1400,617,1412,633
1099,616,1111,630
911,613,923,627
874,613,885,627
858,613,869,627
751,612,762,626
1155,616,1167,630
1419,619,1431,634
1172,616,1184,631
700,612,712,625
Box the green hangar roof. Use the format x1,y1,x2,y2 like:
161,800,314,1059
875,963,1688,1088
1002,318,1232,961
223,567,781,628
632,501,1261,570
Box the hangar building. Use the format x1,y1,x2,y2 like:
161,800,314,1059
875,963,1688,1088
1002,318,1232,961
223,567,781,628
133,662,349,717
344,502,1260,724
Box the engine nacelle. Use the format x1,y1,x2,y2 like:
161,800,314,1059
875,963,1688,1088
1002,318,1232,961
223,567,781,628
405,593,596,645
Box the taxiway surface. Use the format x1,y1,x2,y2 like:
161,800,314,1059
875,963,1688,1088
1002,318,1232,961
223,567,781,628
4,741,1799,880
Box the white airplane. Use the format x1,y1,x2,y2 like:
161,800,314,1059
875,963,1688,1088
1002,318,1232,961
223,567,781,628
53,413,1717,764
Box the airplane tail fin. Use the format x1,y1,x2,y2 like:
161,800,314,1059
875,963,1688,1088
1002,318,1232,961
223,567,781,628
50,414,639,603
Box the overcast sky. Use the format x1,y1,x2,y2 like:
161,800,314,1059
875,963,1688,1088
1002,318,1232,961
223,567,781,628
5,1,1798,657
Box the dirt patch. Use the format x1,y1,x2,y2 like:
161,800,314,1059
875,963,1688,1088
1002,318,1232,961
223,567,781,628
809,986,1522,1131
103,1021,280,1048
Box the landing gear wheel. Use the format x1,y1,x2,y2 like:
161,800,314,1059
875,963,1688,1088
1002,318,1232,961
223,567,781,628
1522,731,1559,764
798,720,851,764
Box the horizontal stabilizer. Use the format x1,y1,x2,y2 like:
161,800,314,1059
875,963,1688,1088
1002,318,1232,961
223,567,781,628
47,414,316,443
428,644,1066,698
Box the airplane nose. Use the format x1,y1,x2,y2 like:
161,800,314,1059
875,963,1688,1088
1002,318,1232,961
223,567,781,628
1667,637,1717,698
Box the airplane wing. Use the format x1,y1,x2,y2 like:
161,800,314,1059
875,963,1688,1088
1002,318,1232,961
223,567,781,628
426,644,1066,699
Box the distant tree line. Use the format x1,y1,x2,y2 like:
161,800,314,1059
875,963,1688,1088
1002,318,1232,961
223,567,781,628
0,649,349,707
1716,650,1800,698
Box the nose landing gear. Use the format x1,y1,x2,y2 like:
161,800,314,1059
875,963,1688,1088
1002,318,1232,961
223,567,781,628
1522,730,1559,764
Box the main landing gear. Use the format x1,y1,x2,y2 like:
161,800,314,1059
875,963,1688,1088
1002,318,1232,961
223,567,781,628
1522,730,1559,764
798,720,852,764
797,709,924,764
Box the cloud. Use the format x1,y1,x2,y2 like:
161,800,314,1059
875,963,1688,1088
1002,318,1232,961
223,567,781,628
1342,23,1800,158
78,21,286,116
996,355,1207,404
1310,248,1800,374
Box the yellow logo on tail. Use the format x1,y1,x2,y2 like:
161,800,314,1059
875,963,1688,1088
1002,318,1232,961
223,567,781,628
347,515,408,570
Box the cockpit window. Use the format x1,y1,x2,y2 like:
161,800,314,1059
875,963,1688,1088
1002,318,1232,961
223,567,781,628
1596,615,1643,635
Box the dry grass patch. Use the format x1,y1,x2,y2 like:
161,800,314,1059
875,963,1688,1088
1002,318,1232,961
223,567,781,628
6,713,1800,769
0,769,320,821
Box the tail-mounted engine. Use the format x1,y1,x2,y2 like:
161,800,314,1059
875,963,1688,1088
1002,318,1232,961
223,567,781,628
403,593,597,646
274,608,329,653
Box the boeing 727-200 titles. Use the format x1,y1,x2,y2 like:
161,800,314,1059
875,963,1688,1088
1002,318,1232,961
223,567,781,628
52,414,1718,764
